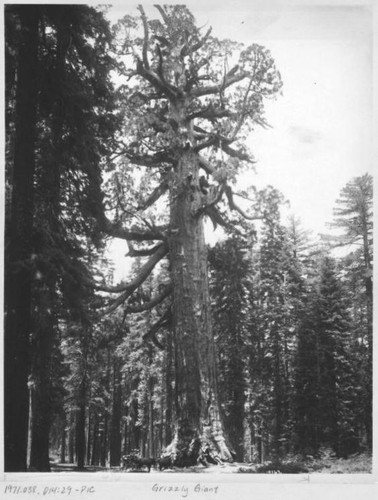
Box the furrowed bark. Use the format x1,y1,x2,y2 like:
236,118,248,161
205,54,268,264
167,147,233,464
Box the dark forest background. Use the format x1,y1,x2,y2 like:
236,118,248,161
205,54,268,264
4,4,372,472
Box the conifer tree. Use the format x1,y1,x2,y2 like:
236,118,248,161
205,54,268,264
331,174,373,448
294,256,360,456
4,4,118,470
209,229,252,461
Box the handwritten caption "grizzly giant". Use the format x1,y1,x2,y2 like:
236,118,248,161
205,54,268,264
4,484,96,496
152,483,219,498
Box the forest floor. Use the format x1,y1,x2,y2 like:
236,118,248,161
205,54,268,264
50,452,372,474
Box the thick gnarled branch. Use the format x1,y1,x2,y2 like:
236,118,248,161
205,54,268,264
127,242,165,257
98,242,169,296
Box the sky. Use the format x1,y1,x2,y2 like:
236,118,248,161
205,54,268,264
105,1,373,274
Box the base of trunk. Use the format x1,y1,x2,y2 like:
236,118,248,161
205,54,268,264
162,425,235,468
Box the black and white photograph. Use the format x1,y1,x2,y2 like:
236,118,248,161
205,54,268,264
2,0,376,497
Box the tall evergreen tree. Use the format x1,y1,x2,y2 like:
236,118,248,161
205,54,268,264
317,257,360,456
331,173,373,448
4,4,118,471
255,190,292,458
246,189,306,460
210,229,252,461
294,256,360,456
294,290,321,454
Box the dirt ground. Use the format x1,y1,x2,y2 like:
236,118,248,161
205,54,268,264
50,453,372,474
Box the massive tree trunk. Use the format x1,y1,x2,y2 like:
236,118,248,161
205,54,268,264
167,147,232,465
4,5,39,472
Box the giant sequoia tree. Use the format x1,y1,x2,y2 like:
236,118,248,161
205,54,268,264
96,5,282,464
